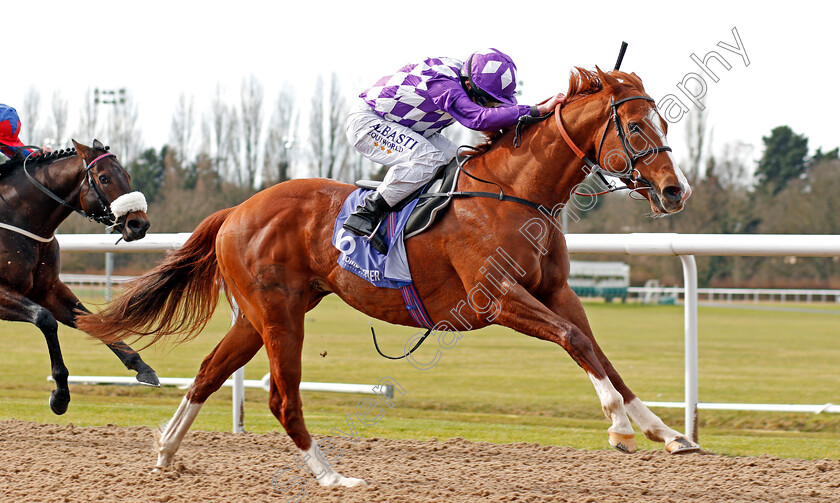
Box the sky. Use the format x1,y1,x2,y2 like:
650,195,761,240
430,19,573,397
5,1,840,176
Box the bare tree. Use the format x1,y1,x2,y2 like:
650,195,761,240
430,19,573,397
683,104,712,181
238,75,264,187
105,91,143,165
309,75,326,178
169,93,195,166
206,84,233,180
22,87,41,145
327,73,351,182
228,107,243,185
78,88,99,143
346,149,378,182
50,90,69,147
709,141,753,190
309,73,351,181
263,84,297,186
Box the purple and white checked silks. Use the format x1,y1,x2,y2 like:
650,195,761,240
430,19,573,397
352,51,535,206
361,57,464,138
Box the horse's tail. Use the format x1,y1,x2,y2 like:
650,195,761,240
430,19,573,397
76,206,237,347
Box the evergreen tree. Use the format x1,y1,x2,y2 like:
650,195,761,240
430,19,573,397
128,146,167,203
755,126,808,194
811,146,839,164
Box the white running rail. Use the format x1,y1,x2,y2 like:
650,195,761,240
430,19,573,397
57,233,840,439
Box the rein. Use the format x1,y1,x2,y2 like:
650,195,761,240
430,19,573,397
0,148,124,243
554,95,671,197
415,148,546,212
23,149,119,226
421,92,673,214
370,90,674,360
371,326,433,360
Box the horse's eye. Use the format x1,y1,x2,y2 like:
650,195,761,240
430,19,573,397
98,175,110,184
628,122,641,133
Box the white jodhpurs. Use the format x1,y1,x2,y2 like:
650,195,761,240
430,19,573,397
346,99,458,207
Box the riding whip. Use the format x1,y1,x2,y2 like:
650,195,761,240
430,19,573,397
613,41,628,71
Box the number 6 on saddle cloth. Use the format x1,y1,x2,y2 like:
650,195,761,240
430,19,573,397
331,159,463,331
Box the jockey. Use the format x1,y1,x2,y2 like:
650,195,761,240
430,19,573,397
0,104,45,160
344,48,564,253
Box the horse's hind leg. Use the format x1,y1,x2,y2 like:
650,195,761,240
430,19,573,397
154,314,263,470
543,285,699,453
104,341,160,386
41,281,160,386
0,288,70,414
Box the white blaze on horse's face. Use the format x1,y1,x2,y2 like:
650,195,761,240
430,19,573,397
646,108,692,202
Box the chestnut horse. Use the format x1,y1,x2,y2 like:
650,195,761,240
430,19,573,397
0,140,156,415
78,68,697,486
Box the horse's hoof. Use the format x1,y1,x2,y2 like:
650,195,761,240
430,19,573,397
666,436,700,454
608,431,636,453
338,477,366,488
136,370,161,387
49,391,70,415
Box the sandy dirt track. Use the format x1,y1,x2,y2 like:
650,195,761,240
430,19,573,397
0,419,838,502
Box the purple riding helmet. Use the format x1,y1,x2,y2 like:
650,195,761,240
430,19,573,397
460,48,519,106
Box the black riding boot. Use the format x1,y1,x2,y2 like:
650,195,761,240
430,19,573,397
343,192,391,254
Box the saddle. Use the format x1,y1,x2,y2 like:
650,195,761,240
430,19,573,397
354,158,461,240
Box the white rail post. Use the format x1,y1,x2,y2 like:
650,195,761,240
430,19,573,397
230,299,245,433
679,255,699,443
104,228,114,301
232,367,245,433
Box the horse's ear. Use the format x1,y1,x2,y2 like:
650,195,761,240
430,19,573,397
627,72,646,92
72,139,91,159
595,65,620,89
92,139,105,151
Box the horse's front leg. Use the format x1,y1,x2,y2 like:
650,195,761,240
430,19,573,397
0,288,70,414
493,284,636,452
539,284,699,454
42,281,160,386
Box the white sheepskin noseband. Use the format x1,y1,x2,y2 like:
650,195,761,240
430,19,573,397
110,191,148,217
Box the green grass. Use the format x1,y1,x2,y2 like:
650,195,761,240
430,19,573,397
1,290,838,460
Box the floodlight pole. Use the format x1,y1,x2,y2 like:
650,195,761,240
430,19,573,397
94,88,127,301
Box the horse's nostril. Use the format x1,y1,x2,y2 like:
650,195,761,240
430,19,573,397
127,219,150,234
663,185,683,203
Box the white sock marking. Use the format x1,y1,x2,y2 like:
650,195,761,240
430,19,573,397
587,374,633,435
625,397,682,444
155,396,203,469
299,441,365,488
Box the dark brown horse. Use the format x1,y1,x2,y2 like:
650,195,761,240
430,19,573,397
78,68,697,486
1,139,156,415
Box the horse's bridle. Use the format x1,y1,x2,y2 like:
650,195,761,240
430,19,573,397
415,93,677,222
23,149,122,226
83,152,122,224
554,94,672,196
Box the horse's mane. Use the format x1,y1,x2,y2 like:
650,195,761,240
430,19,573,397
0,148,80,179
466,67,647,156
